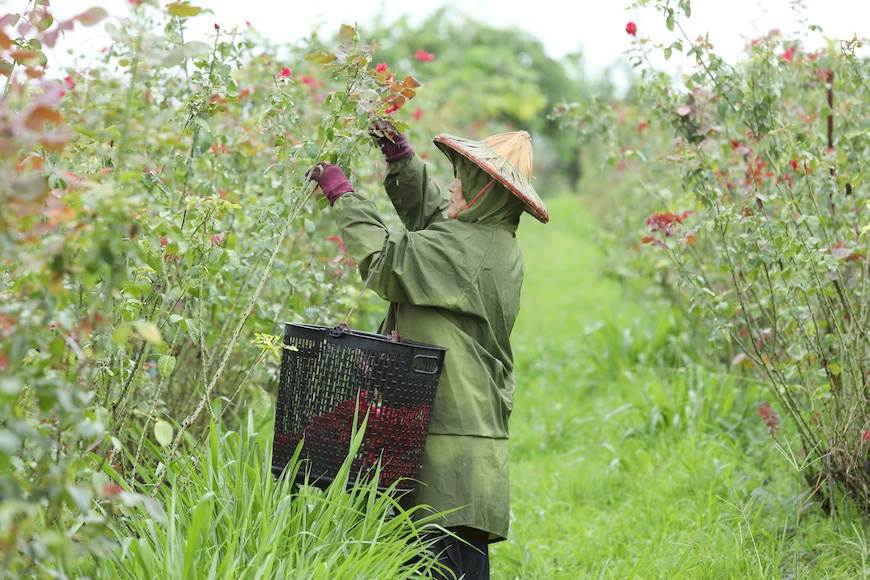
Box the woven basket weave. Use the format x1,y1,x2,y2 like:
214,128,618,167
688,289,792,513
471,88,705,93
272,323,446,491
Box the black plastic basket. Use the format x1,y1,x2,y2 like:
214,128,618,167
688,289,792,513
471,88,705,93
271,322,446,491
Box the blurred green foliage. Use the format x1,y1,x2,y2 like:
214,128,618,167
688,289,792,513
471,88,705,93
365,8,593,193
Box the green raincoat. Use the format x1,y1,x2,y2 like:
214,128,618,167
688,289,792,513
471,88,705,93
330,150,526,542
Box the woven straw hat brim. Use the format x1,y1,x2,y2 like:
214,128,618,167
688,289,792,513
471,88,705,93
433,133,549,223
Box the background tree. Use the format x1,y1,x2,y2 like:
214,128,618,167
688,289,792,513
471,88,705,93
363,8,592,192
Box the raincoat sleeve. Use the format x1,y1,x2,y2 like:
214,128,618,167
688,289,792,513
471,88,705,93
383,154,449,231
331,191,475,311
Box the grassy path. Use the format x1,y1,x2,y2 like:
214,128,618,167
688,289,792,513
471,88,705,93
490,196,868,578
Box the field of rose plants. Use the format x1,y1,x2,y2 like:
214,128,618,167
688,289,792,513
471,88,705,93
1,0,868,577
558,0,869,515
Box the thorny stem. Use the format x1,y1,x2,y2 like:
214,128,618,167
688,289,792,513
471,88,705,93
114,34,143,170
180,30,221,231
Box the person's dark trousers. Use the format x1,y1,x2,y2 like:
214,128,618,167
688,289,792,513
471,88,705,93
429,526,490,580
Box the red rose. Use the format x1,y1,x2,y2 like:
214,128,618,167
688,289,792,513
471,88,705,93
414,49,435,62
103,483,124,496
626,22,637,36
279,67,292,78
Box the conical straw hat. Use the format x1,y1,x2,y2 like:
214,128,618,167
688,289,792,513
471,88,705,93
433,130,549,223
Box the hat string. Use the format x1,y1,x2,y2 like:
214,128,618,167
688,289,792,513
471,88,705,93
458,179,496,215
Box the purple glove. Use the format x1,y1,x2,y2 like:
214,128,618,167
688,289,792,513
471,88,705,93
370,120,414,162
307,163,354,205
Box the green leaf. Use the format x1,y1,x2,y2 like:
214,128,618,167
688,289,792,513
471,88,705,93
338,24,358,45
154,420,173,447
34,14,52,32
183,41,211,57
305,51,336,64
183,493,214,578
112,322,132,344
66,484,92,512
163,41,211,67
133,320,162,345
167,3,202,17
157,355,176,378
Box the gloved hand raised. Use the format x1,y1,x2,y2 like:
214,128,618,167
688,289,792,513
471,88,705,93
306,163,354,205
369,119,414,162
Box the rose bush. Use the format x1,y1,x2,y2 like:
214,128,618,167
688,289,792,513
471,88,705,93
0,2,423,571
557,0,868,513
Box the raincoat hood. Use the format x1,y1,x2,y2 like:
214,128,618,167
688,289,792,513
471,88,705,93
445,150,526,232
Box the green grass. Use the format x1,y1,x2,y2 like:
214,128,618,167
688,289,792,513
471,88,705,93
491,196,870,579
88,414,447,579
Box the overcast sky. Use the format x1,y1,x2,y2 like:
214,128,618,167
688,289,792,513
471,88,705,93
25,0,870,83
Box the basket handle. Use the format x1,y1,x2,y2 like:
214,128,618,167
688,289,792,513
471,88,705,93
329,322,351,338
412,354,440,374
339,247,398,337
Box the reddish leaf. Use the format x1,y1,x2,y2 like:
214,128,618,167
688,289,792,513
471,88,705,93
46,204,75,226
39,132,69,153
10,50,41,66
384,94,405,108
758,402,780,435
42,27,59,48
25,105,62,131
75,7,108,26
0,14,20,28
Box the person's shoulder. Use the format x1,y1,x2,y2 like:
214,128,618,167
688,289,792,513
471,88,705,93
414,219,491,242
